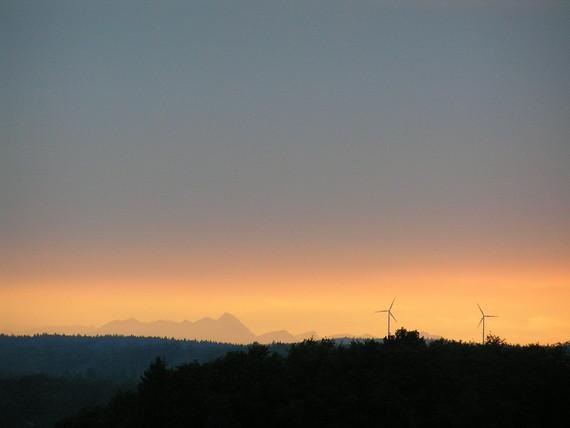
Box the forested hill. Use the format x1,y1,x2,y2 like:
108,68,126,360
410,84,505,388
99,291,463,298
58,330,570,428
0,335,266,428
0,334,263,381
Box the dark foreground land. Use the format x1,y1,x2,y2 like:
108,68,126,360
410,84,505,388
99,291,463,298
0,334,258,428
57,329,569,428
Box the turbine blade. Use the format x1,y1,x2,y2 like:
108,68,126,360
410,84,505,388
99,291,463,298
486,315,498,318
390,312,397,322
477,317,483,327
389,298,396,310
375,310,388,313
477,303,484,316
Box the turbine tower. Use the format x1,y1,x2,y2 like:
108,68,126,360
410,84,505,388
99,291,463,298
375,298,397,337
477,303,498,344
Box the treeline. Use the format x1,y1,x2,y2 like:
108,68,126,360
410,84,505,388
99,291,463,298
58,329,570,428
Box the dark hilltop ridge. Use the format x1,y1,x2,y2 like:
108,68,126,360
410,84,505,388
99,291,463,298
0,334,278,428
0,334,249,380
57,329,570,428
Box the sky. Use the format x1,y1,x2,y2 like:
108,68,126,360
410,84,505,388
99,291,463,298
1,0,569,344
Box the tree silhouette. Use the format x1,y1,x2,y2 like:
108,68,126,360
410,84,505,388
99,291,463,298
383,327,425,347
485,333,507,347
56,331,570,428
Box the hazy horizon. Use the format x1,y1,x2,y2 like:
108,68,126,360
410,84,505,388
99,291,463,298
2,1,569,344
5,311,446,346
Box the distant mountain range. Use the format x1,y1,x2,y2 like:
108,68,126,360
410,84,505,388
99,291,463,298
37,313,317,344
35,313,440,344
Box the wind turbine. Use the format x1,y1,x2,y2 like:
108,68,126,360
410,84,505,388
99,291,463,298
375,298,397,337
477,303,498,344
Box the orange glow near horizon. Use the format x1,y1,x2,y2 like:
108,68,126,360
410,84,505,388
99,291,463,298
2,265,569,345
3,176,569,346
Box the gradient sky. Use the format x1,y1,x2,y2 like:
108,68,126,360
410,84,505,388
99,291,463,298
2,0,569,343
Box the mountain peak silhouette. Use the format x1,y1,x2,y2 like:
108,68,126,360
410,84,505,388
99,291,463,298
218,312,239,321
93,314,316,344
